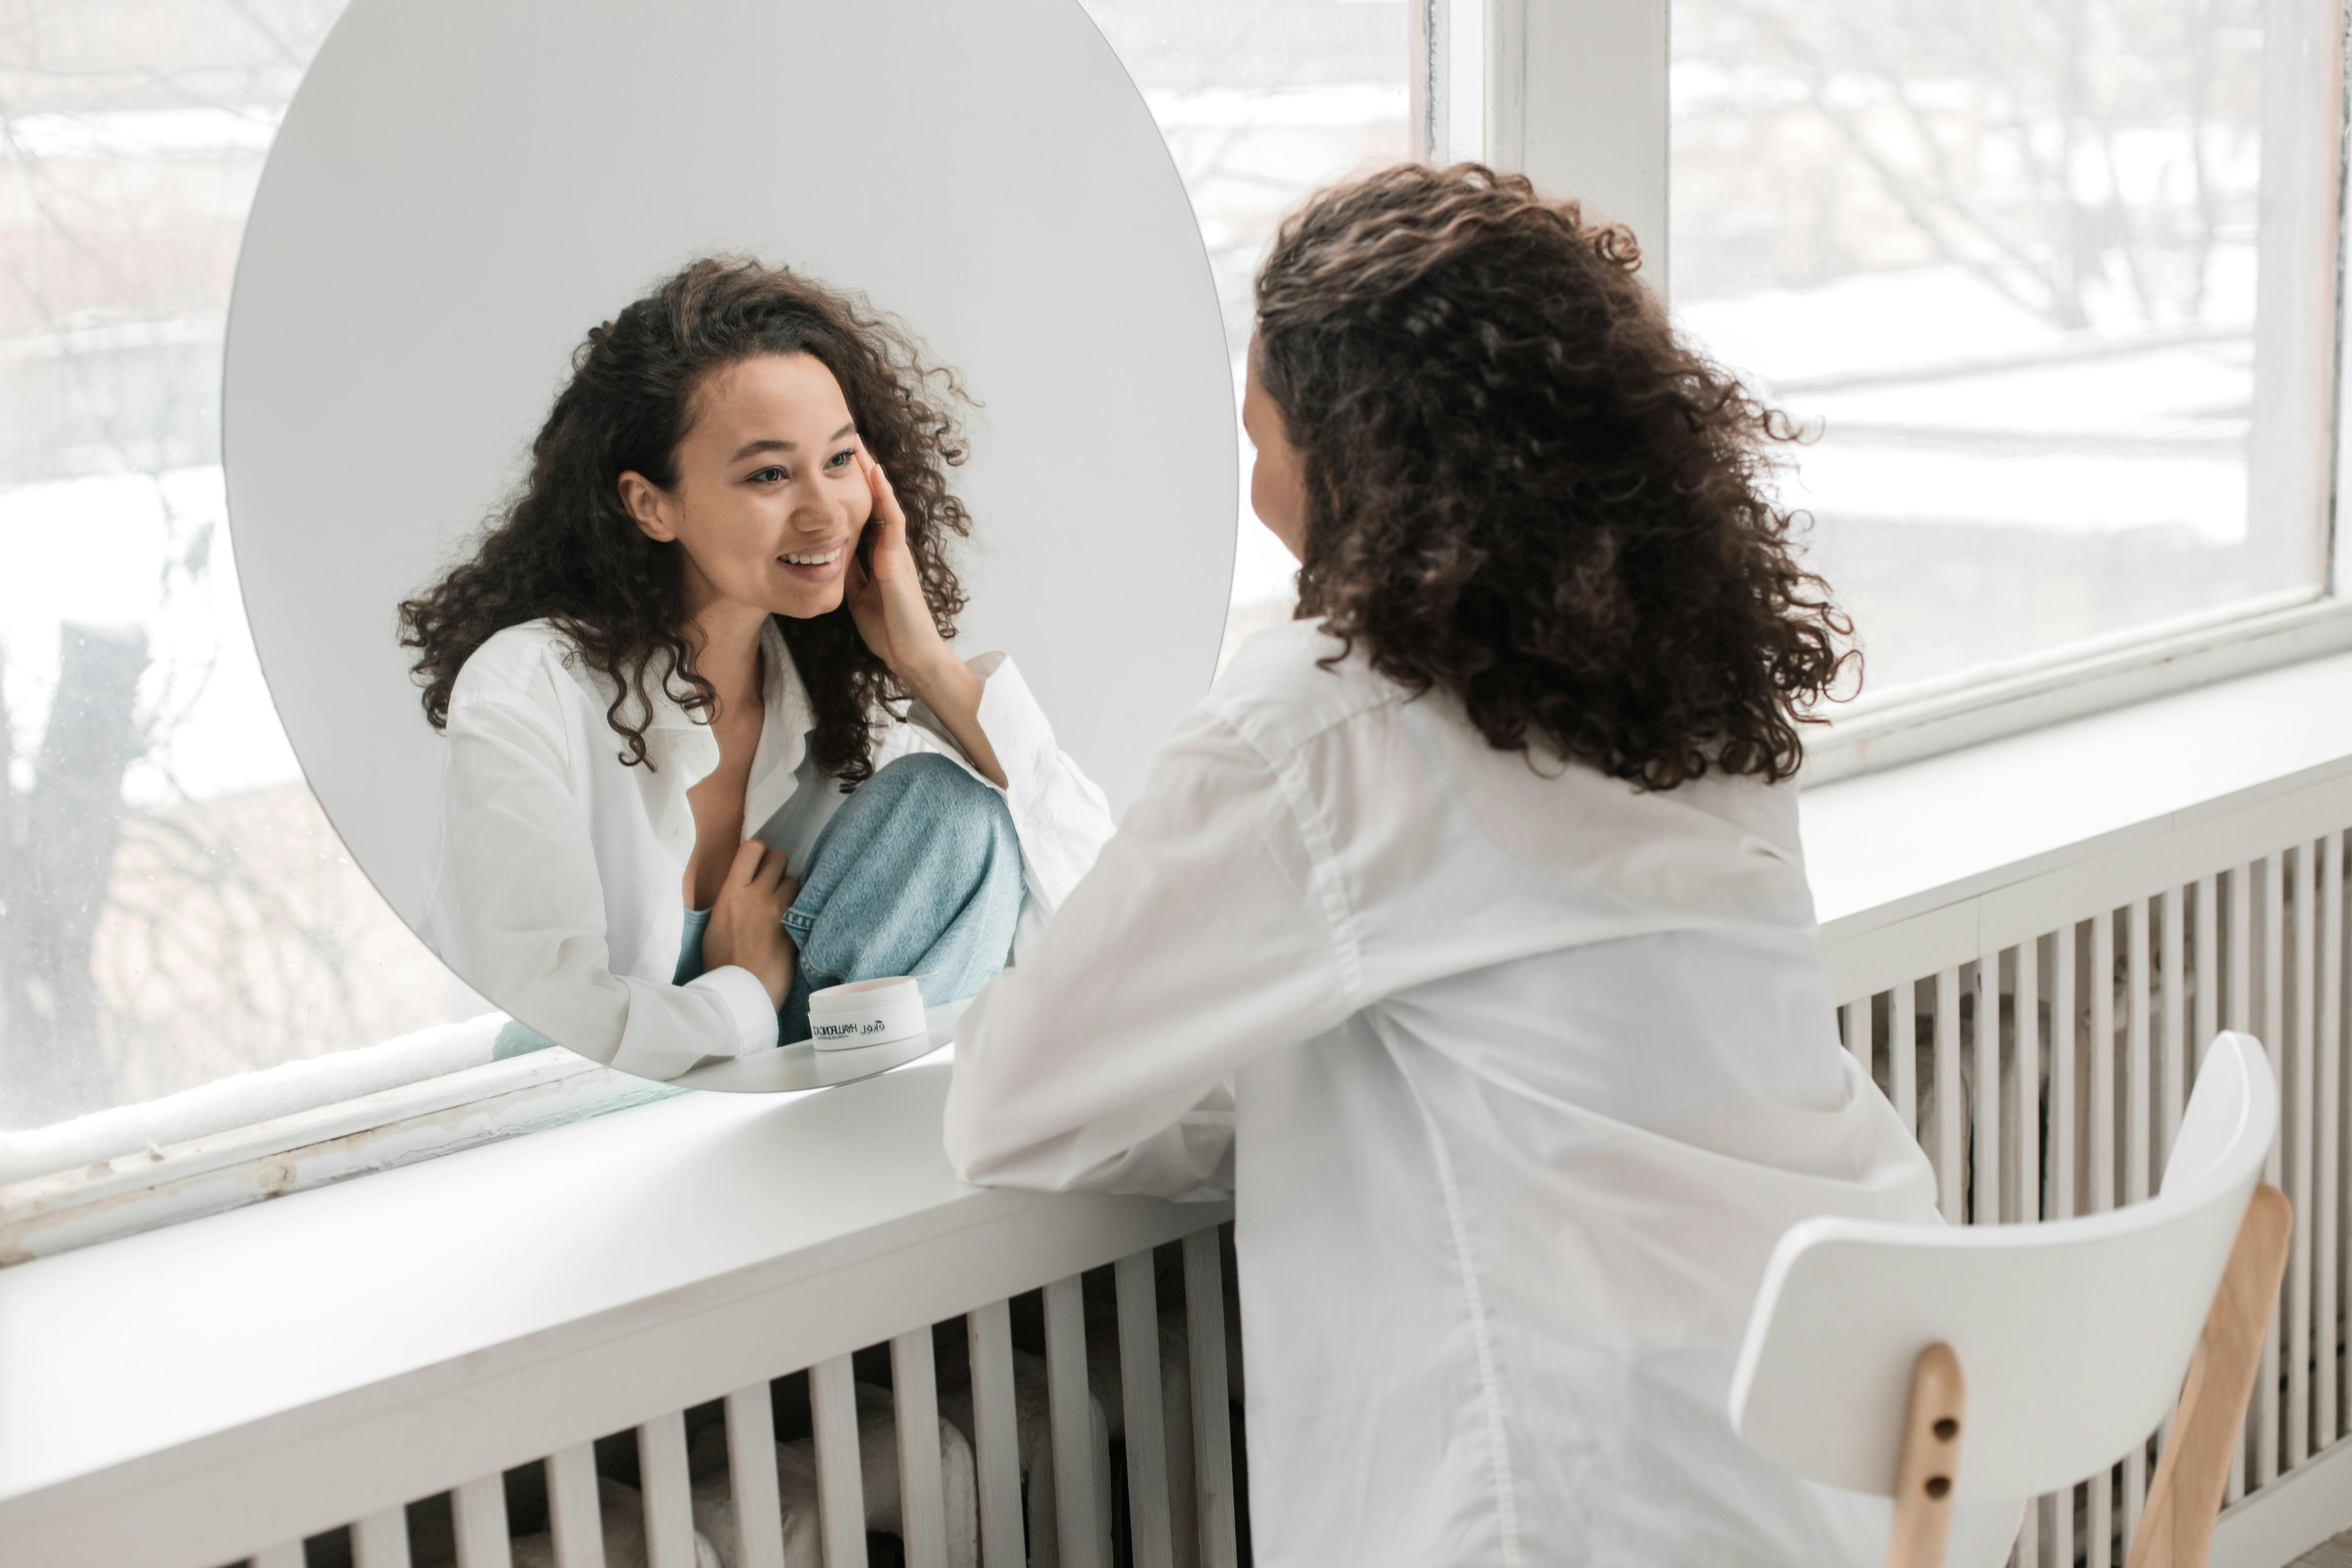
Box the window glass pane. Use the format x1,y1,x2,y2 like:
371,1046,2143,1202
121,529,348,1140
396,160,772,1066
1080,0,1410,656
0,0,473,1130
1669,0,2325,697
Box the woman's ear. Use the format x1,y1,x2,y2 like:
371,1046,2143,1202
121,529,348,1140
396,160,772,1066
617,471,677,543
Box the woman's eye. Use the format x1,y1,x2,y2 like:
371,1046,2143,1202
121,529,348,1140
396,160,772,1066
824,449,855,470
749,466,786,483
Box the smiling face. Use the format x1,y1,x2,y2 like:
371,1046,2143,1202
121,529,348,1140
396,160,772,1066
619,351,874,624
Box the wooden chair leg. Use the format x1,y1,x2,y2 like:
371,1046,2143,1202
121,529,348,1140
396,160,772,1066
2125,1183,2294,1568
1888,1343,1967,1568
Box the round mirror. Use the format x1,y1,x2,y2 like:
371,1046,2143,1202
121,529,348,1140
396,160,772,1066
225,0,1234,1092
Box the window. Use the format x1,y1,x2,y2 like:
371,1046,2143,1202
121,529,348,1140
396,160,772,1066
1668,0,2341,702
0,0,482,1145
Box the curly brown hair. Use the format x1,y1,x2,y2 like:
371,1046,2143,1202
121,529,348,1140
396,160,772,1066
1254,163,1852,788
398,256,973,785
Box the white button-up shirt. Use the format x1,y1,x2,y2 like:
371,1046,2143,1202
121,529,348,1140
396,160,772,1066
945,620,2011,1568
423,618,1114,1082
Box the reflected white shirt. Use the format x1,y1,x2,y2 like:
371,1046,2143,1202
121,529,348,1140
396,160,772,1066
945,620,2013,1568
422,617,1114,1082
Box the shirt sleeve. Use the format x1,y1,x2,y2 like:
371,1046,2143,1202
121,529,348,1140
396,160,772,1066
439,689,780,1083
940,704,1359,1200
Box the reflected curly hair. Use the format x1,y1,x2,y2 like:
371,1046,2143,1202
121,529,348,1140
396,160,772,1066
399,256,972,785
1254,163,1852,788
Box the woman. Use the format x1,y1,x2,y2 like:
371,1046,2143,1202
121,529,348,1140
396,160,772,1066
403,258,1112,1083
944,167,2013,1565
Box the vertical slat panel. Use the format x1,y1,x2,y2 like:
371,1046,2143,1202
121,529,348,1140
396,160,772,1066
2156,887,2189,1532
966,1299,1026,1568
2090,909,2115,1568
2229,864,2252,1504
725,1382,789,1568
453,1474,514,1568
1182,1230,1240,1568
2163,887,2188,1170
1936,967,1962,1222
2292,843,2318,1469
2015,937,2041,1231
1871,992,1887,1103
2128,899,2153,1210
1044,1274,1105,1568
811,1354,870,1568
1973,952,2000,1227
253,1543,306,1568
1838,1000,1861,1059
638,1410,697,1568
2197,873,2221,1066
2054,924,2077,1225
2091,910,2117,1221
353,1507,412,1568
2232,862,2256,1035
1895,980,1919,1136
548,1445,606,1568
892,1328,951,1568
2322,831,2345,1446
1115,1251,1176,1568
2260,854,2285,1488
2123,898,2152,1550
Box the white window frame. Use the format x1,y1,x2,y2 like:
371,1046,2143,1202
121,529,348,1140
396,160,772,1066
1423,0,2352,786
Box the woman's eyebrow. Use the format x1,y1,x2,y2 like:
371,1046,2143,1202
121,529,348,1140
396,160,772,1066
728,423,855,463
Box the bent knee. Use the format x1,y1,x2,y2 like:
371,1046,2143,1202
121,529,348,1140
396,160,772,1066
869,751,1007,822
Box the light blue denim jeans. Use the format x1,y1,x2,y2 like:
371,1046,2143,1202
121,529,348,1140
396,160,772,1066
772,752,1024,1041
496,752,1022,1060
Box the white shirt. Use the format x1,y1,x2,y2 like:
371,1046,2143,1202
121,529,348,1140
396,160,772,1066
423,618,1114,1082
945,620,2014,1568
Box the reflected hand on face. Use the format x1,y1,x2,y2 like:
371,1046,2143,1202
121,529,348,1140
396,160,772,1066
701,839,798,1011
845,442,955,684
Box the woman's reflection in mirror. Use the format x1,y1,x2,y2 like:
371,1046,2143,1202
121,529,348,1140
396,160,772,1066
398,259,1114,1081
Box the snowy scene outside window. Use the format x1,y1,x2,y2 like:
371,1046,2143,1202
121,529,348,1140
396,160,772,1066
1080,0,1411,660
0,0,474,1136
1671,0,2322,698
0,0,1407,1143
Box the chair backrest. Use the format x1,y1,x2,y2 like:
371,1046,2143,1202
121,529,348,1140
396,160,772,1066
1728,1031,2278,1501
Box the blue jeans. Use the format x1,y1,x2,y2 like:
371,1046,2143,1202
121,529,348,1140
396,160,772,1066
775,752,1025,1042
495,752,1023,1060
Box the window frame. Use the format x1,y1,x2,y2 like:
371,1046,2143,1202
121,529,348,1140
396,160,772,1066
1434,0,2352,784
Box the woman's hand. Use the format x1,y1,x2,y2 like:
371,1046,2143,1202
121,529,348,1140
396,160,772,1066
844,442,1007,785
700,840,798,1011
845,442,955,683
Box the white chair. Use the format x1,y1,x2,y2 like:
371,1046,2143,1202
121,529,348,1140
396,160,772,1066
1730,1031,2291,1568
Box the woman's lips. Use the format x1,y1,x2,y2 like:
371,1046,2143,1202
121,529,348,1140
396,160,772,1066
778,544,846,582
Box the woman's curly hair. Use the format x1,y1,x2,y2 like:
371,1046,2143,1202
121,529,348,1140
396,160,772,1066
399,256,972,785
1254,163,1853,788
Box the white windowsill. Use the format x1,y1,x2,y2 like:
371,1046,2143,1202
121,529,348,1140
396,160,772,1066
1803,594,2352,786
1801,643,2352,941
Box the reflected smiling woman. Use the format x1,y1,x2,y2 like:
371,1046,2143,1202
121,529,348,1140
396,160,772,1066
399,257,1114,1082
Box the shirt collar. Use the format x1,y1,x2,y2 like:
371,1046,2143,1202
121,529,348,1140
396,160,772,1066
634,618,815,800
742,618,814,827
